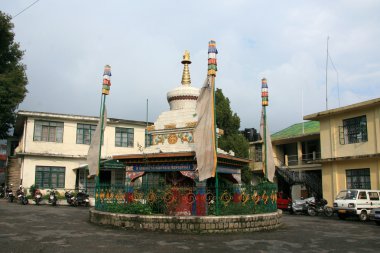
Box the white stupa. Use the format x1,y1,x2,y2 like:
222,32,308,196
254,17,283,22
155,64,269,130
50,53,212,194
144,51,200,153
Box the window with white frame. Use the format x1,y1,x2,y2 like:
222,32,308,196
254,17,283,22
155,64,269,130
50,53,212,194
34,120,64,142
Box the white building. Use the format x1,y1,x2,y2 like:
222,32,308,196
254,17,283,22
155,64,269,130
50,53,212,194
9,110,148,191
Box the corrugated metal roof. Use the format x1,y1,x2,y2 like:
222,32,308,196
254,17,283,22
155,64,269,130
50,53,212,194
271,121,320,141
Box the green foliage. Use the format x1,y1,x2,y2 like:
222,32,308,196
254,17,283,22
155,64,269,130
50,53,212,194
105,202,153,215
241,166,253,184
29,184,37,196
0,11,28,138
218,133,249,158
215,88,240,136
215,88,249,159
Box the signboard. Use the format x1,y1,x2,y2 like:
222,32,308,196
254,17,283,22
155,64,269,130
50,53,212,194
133,163,194,172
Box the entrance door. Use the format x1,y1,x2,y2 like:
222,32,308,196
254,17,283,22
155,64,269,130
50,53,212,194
99,170,112,185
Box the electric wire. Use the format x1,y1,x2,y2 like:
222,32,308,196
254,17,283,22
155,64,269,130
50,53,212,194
13,0,41,19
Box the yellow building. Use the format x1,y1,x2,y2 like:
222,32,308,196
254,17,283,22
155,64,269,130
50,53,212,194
248,121,322,199
304,98,380,204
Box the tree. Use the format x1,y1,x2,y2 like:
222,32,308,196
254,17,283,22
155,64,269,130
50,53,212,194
215,88,252,183
0,11,28,139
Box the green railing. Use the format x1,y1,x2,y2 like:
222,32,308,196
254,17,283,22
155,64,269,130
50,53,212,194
94,182,277,216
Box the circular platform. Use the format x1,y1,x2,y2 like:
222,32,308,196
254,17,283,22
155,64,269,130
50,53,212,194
89,209,282,233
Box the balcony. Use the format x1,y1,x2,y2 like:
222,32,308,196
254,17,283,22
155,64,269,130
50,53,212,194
284,152,321,167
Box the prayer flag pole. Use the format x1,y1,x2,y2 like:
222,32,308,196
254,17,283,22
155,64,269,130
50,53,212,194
261,78,269,180
207,40,219,214
87,65,111,206
97,65,112,181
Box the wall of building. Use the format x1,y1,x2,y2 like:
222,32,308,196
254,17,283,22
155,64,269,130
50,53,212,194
20,117,145,158
319,107,380,159
21,156,82,189
16,115,146,189
321,158,380,204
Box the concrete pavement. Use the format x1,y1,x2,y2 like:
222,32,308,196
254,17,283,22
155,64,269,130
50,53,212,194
0,199,379,253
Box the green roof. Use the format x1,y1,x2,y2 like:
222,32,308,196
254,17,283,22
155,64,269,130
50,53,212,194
271,121,320,141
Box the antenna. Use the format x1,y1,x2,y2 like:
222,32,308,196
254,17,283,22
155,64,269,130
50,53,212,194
146,98,149,128
325,36,329,110
328,54,340,107
145,98,149,147
302,88,304,134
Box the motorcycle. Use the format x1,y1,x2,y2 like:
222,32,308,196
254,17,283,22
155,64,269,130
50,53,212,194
48,188,58,206
75,189,90,207
64,190,76,206
0,185,4,198
6,185,14,203
65,189,90,207
17,186,28,205
307,198,333,217
34,188,43,205
290,197,315,215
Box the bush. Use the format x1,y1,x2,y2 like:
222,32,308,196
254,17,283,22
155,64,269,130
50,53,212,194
29,185,37,197
104,202,152,215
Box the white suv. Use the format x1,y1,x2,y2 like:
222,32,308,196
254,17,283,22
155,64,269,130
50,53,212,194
333,189,380,221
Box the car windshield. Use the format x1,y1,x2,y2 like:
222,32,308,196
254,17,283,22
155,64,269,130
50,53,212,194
336,190,358,200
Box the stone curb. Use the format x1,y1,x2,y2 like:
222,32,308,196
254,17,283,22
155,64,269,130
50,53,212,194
89,209,282,233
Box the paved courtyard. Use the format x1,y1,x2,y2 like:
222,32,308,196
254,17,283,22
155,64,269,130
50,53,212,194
0,199,379,253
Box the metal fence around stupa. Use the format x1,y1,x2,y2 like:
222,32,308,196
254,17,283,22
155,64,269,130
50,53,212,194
94,182,277,216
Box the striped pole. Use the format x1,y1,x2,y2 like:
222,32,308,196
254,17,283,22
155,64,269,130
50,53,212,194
261,78,268,180
208,40,219,214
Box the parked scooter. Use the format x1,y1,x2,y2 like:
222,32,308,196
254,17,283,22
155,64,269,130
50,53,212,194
290,197,315,215
64,189,90,207
48,188,58,206
307,198,333,217
6,184,14,203
0,184,4,198
16,186,28,205
64,190,76,206
34,187,43,205
75,189,90,207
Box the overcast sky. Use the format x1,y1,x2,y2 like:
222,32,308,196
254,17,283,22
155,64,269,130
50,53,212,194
2,0,380,133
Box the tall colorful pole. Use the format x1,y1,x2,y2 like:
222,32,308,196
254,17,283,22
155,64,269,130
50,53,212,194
261,78,268,180
96,65,112,187
208,40,219,214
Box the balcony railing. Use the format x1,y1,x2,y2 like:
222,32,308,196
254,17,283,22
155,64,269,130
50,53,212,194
283,152,321,166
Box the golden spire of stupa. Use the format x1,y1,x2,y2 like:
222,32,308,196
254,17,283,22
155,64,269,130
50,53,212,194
181,50,191,86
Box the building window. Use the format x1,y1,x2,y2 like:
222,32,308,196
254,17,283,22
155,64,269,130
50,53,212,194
254,144,262,162
145,132,153,148
346,168,371,189
339,115,368,144
34,120,64,142
76,123,96,144
35,166,65,188
115,127,134,147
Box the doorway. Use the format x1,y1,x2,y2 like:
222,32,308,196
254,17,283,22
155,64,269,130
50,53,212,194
99,170,112,185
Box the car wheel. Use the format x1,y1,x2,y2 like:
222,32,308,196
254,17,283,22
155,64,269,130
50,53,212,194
375,221,380,226
359,211,368,221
